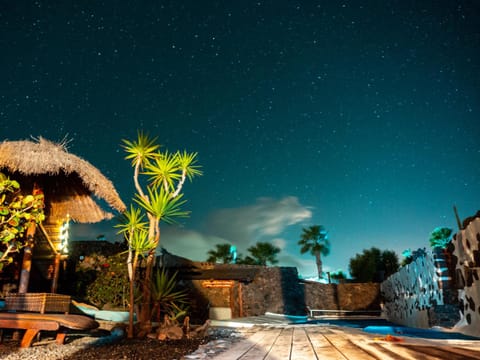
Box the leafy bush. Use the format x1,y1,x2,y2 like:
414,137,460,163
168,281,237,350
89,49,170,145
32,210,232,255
76,252,130,309
429,227,452,249
349,247,399,282
0,173,45,271
330,270,347,281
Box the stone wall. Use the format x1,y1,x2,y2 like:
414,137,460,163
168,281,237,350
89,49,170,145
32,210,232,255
304,282,381,311
450,217,480,337
241,267,305,316
380,249,458,329
180,266,306,322
380,213,480,337
240,268,381,316
186,280,229,322
183,265,382,322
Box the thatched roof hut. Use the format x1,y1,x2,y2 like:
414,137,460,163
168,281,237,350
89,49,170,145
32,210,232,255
0,137,126,223
0,137,127,293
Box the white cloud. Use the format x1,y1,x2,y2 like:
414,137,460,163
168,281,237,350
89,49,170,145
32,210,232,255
160,227,320,278
277,252,336,279
271,238,287,250
72,196,314,273
160,226,226,262
275,251,315,277
204,196,312,253
161,196,312,263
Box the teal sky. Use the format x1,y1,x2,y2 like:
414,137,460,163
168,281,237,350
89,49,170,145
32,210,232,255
1,1,479,277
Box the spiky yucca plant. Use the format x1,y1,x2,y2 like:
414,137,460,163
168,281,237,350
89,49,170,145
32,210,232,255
118,131,201,337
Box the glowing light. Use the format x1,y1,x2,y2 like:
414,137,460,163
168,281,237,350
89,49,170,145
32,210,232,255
229,245,237,264
58,214,70,254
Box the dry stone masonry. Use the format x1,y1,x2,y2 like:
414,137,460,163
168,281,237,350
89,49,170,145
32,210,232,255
381,212,480,338
451,216,480,337
380,249,454,329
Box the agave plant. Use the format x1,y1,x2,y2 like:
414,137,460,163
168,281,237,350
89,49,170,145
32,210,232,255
150,267,189,322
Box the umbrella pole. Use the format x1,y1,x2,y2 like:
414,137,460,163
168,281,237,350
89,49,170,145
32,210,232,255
18,222,37,293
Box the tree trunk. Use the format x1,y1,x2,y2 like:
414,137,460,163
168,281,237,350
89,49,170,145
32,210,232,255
128,256,139,339
315,252,323,279
139,252,155,334
18,222,37,293
50,253,61,293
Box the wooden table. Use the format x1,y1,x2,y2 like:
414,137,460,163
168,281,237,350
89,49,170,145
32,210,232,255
211,325,480,360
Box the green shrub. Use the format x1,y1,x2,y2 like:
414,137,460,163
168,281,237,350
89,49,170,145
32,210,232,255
77,252,130,309
429,227,452,249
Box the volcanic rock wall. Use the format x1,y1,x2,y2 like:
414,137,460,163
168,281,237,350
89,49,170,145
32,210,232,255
186,266,382,322
184,266,307,322
241,267,306,316
303,282,381,311
380,249,458,329
450,217,480,337
227,267,382,317
381,214,480,337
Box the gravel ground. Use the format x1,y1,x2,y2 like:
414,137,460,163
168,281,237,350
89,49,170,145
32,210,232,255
0,327,251,360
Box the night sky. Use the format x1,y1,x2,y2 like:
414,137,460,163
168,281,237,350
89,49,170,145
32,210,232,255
1,1,479,278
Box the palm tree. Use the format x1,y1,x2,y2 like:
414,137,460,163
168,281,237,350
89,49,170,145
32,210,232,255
207,243,234,264
246,242,281,266
298,225,330,279
429,227,453,249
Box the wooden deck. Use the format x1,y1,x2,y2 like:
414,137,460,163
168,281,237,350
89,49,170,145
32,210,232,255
211,325,480,360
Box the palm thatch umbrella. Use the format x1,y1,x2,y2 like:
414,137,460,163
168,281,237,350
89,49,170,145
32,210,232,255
0,137,126,223
0,137,127,292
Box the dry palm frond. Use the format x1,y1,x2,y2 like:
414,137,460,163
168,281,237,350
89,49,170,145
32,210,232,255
0,137,126,223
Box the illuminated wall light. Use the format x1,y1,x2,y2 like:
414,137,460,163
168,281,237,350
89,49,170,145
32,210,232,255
58,214,70,254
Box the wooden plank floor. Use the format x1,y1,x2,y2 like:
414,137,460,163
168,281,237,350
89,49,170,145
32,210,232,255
211,325,480,360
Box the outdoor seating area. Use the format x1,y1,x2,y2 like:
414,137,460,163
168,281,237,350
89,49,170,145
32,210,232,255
0,292,99,348
0,138,123,349
0,312,99,348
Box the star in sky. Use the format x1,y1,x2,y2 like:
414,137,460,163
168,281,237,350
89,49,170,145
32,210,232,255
1,1,479,277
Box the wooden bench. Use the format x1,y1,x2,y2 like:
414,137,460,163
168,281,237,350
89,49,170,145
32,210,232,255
1,293,99,347
0,312,99,347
